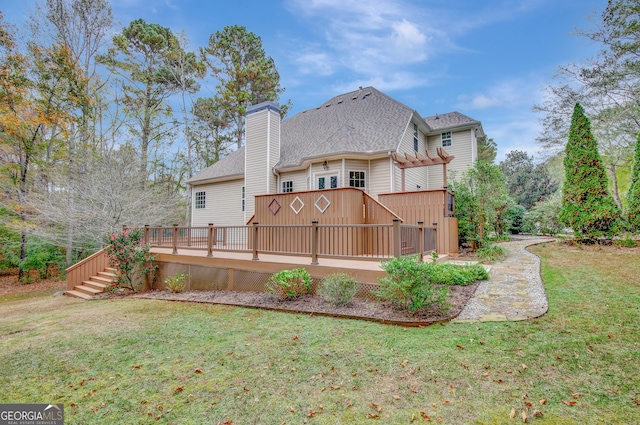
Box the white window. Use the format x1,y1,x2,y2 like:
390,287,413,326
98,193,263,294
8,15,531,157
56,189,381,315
413,123,419,152
349,171,366,188
282,181,293,193
241,187,245,212
195,191,205,209
442,131,452,147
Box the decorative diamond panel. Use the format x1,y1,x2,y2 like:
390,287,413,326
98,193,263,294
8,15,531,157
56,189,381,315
268,198,281,215
315,194,331,213
290,196,304,215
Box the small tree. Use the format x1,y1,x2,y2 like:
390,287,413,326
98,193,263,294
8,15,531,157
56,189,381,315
452,161,512,249
627,133,640,231
559,103,622,242
104,227,156,291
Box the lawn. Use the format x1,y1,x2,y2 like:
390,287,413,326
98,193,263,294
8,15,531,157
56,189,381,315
0,242,638,424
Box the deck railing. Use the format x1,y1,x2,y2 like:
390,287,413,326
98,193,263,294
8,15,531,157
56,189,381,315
141,220,436,264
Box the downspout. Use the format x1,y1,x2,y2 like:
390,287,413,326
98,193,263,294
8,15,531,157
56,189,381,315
388,151,394,192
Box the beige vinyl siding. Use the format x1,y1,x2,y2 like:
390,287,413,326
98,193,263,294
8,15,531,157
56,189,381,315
310,159,342,189
368,158,391,198
344,159,369,190
279,169,308,193
427,129,474,187
245,108,279,220
268,111,280,193
191,179,245,227
394,119,427,192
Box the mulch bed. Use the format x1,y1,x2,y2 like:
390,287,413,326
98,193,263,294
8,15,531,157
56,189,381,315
130,282,480,326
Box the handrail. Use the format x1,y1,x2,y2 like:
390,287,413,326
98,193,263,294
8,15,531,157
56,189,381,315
65,248,105,274
144,221,436,264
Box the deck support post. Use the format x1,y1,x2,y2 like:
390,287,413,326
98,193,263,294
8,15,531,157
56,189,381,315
172,224,178,255
392,218,401,258
418,221,424,262
207,223,214,257
311,220,319,265
432,222,438,255
252,222,260,260
144,225,149,245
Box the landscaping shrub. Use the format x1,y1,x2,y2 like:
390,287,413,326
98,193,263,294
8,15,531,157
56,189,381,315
318,272,358,305
266,268,312,299
376,256,449,314
104,227,156,292
476,244,506,262
506,204,526,234
425,263,489,286
165,272,189,293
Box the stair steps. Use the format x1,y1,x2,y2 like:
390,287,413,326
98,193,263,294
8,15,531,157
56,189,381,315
66,268,117,299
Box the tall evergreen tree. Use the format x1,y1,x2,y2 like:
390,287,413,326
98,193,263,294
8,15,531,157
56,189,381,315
627,133,640,231
559,103,622,241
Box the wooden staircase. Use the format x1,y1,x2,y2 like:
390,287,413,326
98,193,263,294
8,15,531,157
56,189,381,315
65,267,117,299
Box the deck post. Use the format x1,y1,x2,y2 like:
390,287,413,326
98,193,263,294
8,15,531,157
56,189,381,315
432,222,438,254
252,222,259,261
144,225,149,245
418,221,424,262
207,223,214,257
392,218,401,258
172,224,178,255
311,220,319,265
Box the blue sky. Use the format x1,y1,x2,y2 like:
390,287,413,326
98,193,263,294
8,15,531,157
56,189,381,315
2,0,606,161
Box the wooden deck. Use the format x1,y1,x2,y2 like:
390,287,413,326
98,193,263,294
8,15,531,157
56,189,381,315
150,246,388,293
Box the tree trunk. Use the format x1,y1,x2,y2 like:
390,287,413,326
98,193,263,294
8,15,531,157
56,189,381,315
608,162,623,210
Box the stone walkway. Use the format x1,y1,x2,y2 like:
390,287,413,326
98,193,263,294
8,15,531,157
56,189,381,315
453,235,555,323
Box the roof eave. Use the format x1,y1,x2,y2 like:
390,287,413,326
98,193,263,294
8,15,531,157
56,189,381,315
187,173,244,186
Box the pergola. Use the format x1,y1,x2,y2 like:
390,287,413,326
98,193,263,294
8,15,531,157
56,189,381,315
391,147,454,191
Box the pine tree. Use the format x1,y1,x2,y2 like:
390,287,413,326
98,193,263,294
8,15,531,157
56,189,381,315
559,103,622,242
627,133,640,231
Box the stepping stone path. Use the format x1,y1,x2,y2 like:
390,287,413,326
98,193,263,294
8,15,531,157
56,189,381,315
453,235,555,323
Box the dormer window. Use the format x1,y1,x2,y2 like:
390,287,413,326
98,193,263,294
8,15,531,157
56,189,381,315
441,131,452,147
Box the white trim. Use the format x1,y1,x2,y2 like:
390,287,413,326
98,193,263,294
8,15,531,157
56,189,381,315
389,155,394,192
368,160,371,194
347,169,366,190
471,128,478,162
341,158,346,187
266,110,271,193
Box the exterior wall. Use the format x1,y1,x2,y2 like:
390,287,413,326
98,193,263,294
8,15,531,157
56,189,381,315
244,105,280,221
394,119,428,191
310,159,343,189
278,168,308,193
191,179,246,227
368,158,392,199
426,128,475,188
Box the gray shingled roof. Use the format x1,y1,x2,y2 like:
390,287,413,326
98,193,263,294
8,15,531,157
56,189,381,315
277,87,413,168
423,111,479,131
187,146,245,184
188,87,483,184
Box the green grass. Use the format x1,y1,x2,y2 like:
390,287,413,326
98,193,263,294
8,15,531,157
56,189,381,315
0,242,638,424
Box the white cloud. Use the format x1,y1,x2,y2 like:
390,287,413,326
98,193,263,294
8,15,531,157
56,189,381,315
295,52,334,76
286,0,436,80
457,76,545,110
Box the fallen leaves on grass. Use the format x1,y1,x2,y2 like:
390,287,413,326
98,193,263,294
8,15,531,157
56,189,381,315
562,400,576,406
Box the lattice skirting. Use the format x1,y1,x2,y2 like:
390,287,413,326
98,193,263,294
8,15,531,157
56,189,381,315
152,261,379,300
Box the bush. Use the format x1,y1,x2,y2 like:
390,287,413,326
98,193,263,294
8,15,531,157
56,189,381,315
426,263,489,286
376,256,449,314
506,204,526,234
476,244,506,262
267,268,312,299
104,228,156,292
165,272,188,293
20,242,65,281
318,272,358,305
